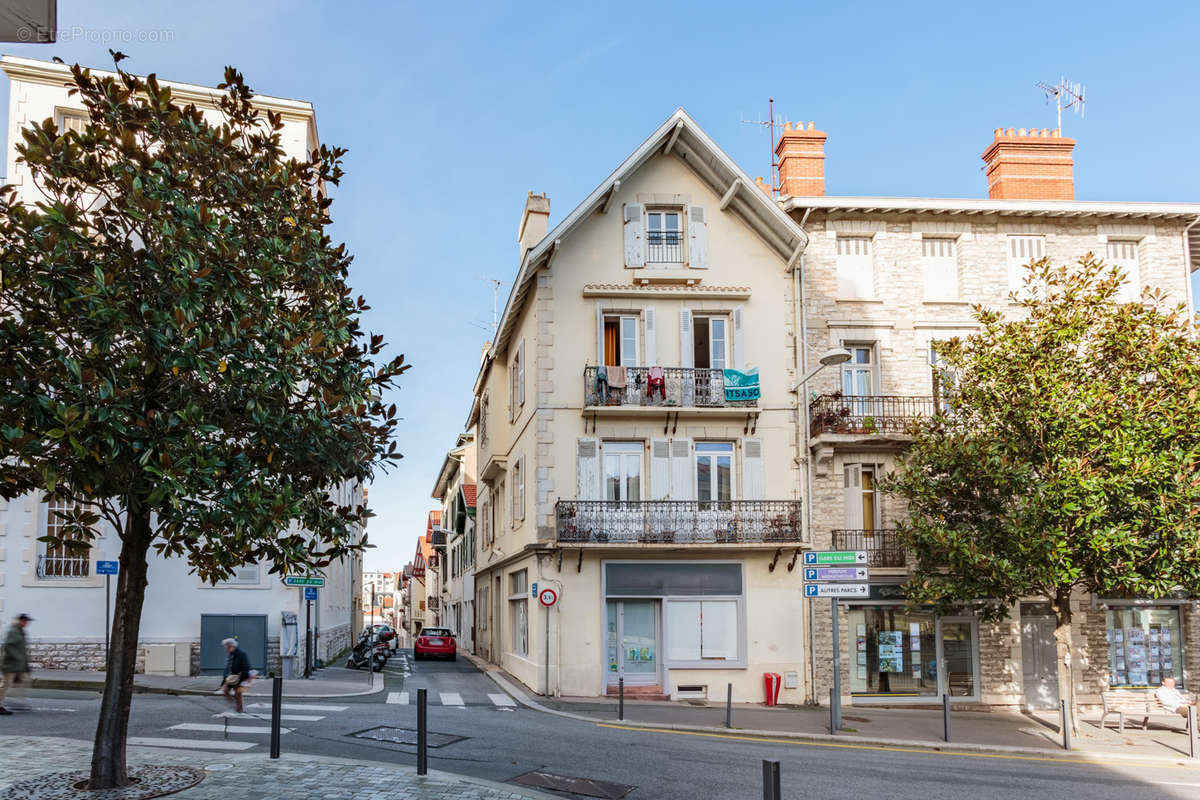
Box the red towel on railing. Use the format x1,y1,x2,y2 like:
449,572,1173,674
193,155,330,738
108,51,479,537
647,365,666,399
607,365,628,389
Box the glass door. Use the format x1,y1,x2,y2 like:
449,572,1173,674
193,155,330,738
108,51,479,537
937,617,979,700
605,600,660,686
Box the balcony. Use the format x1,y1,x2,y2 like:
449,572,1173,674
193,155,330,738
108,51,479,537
809,394,935,438
584,366,757,410
646,229,684,263
830,529,906,568
37,553,90,578
556,500,802,545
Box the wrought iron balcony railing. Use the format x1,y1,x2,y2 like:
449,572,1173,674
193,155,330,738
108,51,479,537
809,394,935,437
646,230,684,263
830,529,906,568
37,553,90,578
585,366,757,409
556,500,802,544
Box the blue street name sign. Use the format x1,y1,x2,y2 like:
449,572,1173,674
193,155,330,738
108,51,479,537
283,576,325,587
96,561,119,575
803,566,869,582
304,587,318,601
802,550,867,566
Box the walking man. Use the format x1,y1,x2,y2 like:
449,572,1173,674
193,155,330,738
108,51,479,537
1,613,32,716
220,638,252,713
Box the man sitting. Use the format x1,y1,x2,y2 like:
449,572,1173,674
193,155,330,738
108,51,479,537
1155,677,1197,717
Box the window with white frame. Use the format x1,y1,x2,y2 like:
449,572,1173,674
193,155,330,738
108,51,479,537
511,457,525,524
1007,235,1045,293
478,585,489,630
1106,239,1141,302
602,315,639,367
38,498,90,578
479,394,489,444
509,340,525,420
836,236,874,299
56,110,88,134
509,569,528,656
691,315,728,370
929,341,958,413
843,464,881,531
220,565,261,586
645,209,683,264
922,237,959,301
695,442,734,508
603,442,643,503
840,344,877,397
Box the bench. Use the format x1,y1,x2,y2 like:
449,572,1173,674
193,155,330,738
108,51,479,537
1098,689,1195,734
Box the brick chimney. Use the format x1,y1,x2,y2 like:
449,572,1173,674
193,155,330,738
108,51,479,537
518,192,550,258
981,127,1075,201
774,121,827,197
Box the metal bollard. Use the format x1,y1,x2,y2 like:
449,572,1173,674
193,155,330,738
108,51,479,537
761,759,781,800
269,676,283,759
725,682,733,729
417,688,428,775
829,687,836,735
1060,699,1072,751
1189,705,1197,759
942,693,950,743
618,677,625,721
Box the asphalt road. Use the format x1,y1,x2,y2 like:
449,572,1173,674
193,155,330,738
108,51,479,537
5,651,1200,799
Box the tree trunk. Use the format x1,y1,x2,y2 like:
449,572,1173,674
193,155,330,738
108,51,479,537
88,508,153,789
1051,587,1078,737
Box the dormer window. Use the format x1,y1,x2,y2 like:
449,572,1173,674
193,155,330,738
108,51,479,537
623,204,708,270
646,210,683,264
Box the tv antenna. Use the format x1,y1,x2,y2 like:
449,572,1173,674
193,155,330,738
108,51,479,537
740,98,785,196
1035,77,1085,132
477,277,503,339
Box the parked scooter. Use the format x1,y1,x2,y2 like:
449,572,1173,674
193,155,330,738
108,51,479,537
346,631,389,671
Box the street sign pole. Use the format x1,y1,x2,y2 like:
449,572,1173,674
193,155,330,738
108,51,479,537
802,551,868,732
832,598,841,731
105,573,110,663
305,598,312,679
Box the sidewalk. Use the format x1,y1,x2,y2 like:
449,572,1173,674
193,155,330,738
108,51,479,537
31,665,384,698
0,735,551,799
464,654,1200,766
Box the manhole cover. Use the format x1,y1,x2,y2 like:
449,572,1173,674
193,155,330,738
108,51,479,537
348,726,467,748
511,770,634,799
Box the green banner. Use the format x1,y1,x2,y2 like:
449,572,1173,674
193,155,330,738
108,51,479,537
723,368,760,402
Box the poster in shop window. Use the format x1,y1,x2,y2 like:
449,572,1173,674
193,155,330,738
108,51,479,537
877,631,904,673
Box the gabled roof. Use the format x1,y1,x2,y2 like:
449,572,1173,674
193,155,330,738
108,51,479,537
483,108,809,369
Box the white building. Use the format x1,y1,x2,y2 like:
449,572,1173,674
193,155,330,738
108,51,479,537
0,56,363,677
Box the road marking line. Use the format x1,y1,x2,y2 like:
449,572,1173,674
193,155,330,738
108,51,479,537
488,693,516,707
168,723,290,735
439,692,464,707
594,724,1200,771
245,703,347,712
129,737,257,751
212,712,324,722
386,692,409,705
1150,782,1200,787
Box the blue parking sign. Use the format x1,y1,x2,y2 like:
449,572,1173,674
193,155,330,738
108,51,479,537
304,587,318,601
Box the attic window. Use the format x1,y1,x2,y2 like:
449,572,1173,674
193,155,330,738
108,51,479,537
646,210,683,264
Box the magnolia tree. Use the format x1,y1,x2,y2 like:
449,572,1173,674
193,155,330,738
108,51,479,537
883,255,1200,730
0,53,408,788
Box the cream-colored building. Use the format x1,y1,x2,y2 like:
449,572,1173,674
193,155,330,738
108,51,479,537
432,433,478,650
467,110,811,702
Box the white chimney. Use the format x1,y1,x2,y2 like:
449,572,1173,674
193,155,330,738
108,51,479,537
518,192,550,259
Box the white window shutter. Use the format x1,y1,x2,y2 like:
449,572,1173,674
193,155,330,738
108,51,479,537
669,438,693,500
623,204,645,268
649,438,671,500
843,464,863,529
679,309,693,369
577,438,601,500
731,305,745,370
517,340,525,406
595,302,605,364
518,456,526,520
688,205,708,268
508,359,515,420
742,438,764,500
643,307,657,366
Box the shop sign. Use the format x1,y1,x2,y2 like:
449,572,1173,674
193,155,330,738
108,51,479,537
722,368,760,402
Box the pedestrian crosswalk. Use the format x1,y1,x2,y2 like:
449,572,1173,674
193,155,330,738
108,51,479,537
132,701,340,753
384,689,517,709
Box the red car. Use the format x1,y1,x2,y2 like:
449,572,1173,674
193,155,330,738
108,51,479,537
414,627,457,661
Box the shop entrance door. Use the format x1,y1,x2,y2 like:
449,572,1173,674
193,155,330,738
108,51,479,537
605,600,660,686
937,617,979,699
1020,603,1059,709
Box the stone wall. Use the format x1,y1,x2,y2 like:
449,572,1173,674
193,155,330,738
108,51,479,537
26,640,132,672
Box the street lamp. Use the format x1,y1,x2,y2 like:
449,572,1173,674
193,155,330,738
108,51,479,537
792,347,852,392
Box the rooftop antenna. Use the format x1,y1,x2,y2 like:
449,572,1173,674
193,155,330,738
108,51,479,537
740,98,785,196
477,277,503,338
1035,77,1086,132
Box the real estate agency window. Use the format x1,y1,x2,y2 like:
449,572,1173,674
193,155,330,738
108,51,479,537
38,498,90,578
1105,239,1141,302
836,236,874,299
509,569,529,656
921,237,959,301
604,441,643,503
692,315,728,370
1105,605,1184,689
645,209,683,264
695,442,734,508
603,315,639,367
1006,235,1045,293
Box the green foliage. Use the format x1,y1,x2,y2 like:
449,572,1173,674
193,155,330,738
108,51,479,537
883,255,1200,619
0,51,409,581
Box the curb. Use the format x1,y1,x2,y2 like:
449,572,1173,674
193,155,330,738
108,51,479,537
32,670,385,699
464,655,1200,769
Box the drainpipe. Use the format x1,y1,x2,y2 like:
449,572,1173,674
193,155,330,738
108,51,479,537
1184,216,1199,327
791,207,816,704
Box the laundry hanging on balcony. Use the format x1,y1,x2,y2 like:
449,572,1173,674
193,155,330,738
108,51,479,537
646,366,666,400
722,367,760,403
595,365,609,403
607,365,628,389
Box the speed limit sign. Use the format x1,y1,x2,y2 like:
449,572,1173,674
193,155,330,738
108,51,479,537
538,587,558,607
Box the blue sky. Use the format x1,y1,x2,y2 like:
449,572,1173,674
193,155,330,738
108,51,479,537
3,1,1197,570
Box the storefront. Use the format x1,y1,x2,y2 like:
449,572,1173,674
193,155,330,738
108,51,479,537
846,584,980,702
1102,600,1188,690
